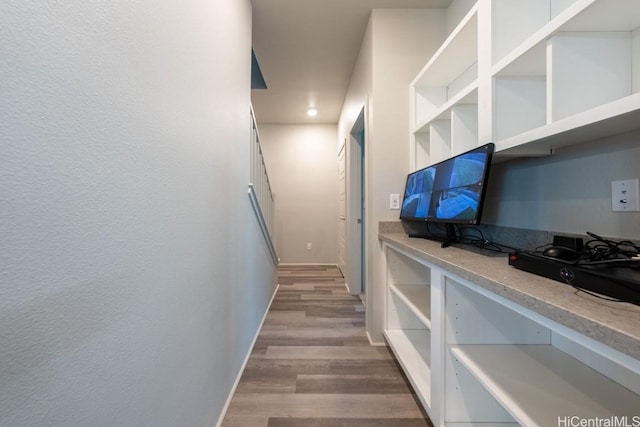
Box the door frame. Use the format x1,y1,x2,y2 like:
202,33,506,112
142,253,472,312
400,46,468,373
346,107,365,297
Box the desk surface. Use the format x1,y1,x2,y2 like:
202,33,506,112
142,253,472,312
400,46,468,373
379,232,640,361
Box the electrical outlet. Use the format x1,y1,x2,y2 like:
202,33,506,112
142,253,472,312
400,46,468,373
612,179,640,212
307,243,312,251
390,194,400,210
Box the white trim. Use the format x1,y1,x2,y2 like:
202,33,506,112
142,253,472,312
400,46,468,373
248,184,278,265
277,263,339,267
367,331,387,347
215,283,280,427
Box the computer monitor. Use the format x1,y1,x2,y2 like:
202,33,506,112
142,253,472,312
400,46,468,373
400,143,495,246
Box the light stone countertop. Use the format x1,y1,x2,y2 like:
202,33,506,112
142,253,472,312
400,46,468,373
379,232,640,361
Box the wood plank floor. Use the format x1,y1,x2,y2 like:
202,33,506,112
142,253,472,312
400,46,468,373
221,265,432,427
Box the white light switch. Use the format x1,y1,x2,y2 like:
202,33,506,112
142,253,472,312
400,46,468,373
390,194,400,210
612,179,640,212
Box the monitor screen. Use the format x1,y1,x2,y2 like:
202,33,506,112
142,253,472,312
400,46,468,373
400,143,494,224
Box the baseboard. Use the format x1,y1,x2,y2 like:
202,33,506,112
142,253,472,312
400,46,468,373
215,283,280,427
278,263,339,267
367,331,387,347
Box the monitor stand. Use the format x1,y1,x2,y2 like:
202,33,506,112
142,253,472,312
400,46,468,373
440,224,458,248
407,223,506,257
408,223,459,248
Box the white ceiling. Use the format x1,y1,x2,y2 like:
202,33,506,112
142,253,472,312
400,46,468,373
251,0,452,125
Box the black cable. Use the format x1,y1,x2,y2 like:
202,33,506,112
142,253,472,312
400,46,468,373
569,285,624,302
584,232,639,260
457,226,507,253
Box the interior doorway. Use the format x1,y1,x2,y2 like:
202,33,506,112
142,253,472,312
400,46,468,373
348,108,365,301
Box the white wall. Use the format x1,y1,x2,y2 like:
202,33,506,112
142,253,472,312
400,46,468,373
339,9,447,343
259,124,339,264
484,131,640,240
0,1,276,426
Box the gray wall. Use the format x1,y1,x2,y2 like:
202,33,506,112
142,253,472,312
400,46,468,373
339,9,448,342
0,1,276,426
484,131,640,240
259,124,339,264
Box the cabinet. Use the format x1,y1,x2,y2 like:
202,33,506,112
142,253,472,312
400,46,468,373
410,0,640,169
381,238,640,427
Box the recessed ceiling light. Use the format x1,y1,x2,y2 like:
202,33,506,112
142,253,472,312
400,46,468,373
307,108,318,117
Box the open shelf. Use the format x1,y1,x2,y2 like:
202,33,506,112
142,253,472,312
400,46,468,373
384,329,431,410
451,344,640,426
386,246,431,286
382,238,640,427
562,0,640,32
493,0,640,74
390,284,431,328
414,82,478,133
492,0,603,75
490,0,640,154
412,85,478,165
445,424,518,427
491,0,560,67
412,4,478,130
413,4,478,88
450,103,478,156
494,76,546,143
410,0,640,171
429,120,452,164
413,131,430,169
384,244,432,415
495,92,640,155
548,31,633,122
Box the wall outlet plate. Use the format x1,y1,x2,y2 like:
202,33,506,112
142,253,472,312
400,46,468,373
390,194,400,210
612,179,640,212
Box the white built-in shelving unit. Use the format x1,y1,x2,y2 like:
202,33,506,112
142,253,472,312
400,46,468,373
384,247,432,411
410,0,640,168
382,239,640,427
411,3,479,167
399,1,640,424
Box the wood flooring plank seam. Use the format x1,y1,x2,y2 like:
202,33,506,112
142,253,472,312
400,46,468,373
220,265,432,427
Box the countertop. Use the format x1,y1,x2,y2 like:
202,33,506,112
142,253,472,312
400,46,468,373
379,232,640,361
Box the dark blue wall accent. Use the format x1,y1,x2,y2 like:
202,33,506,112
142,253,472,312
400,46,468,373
251,49,267,89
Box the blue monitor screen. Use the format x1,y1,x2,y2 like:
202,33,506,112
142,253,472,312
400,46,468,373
400,143,494,224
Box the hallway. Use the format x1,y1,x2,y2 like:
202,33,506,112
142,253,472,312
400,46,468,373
221,265,431,427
